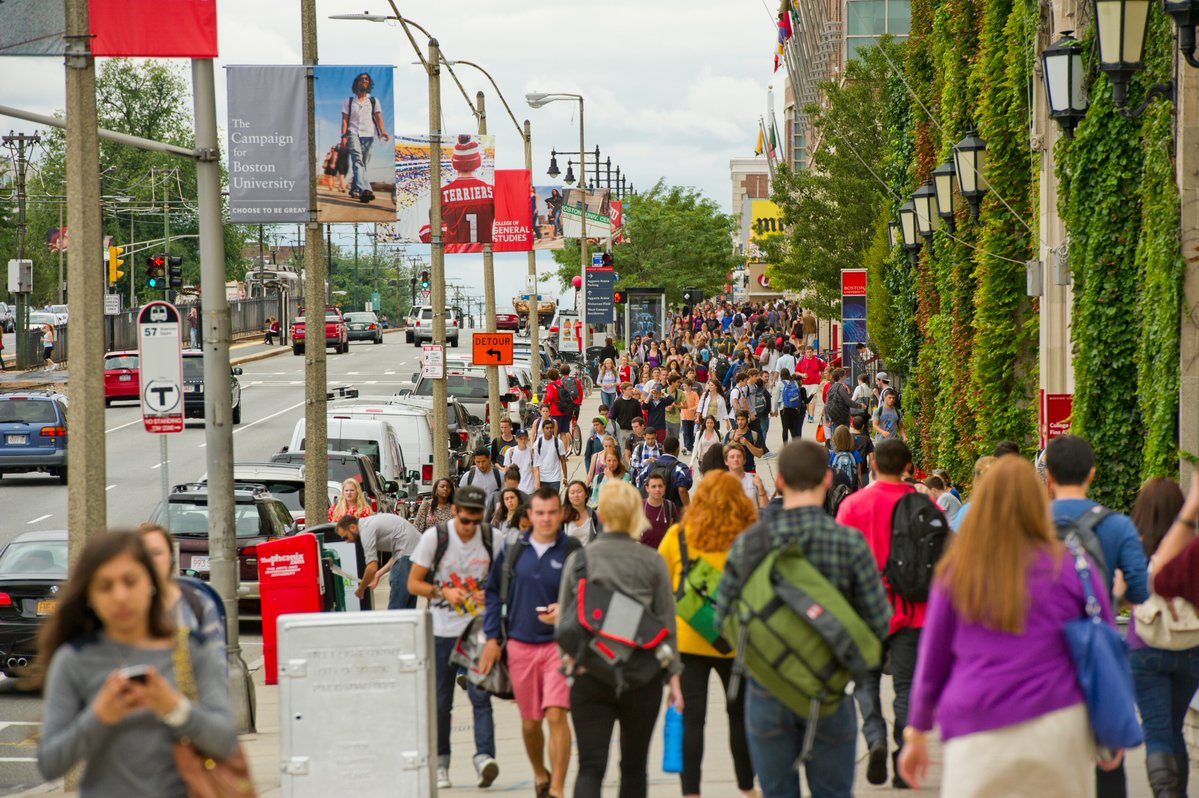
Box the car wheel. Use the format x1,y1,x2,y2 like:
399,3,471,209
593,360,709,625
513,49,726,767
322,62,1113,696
293,344,303,356
450,336,458,348
56,467,67,485
405,331,413,343
374,335,383,344
413,337,421,347
232,401,242,424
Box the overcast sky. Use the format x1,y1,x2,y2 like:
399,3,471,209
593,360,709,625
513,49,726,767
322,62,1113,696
0,0,782,306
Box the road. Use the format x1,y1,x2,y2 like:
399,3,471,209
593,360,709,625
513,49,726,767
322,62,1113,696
0,329,463,794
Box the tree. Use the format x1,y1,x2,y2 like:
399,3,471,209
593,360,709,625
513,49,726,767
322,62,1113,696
762,39,903,316
550,180,739,303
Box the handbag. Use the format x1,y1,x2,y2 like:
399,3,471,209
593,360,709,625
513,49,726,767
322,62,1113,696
171,630,257,798
449,615,516,700
1061,539,1144,750
1133,595,1199,651
815,423,826,443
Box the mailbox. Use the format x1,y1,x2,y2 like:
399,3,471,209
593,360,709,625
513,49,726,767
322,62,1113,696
258,533,324,685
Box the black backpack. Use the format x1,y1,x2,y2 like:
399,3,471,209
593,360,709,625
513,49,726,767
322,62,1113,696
556,380,578,414
714,356,731,383
1054,506,1113,588
883,493,949,608
556,548,671,695
500,533,583,639
751,384,770,418
824,452,860,516
638,458,681,506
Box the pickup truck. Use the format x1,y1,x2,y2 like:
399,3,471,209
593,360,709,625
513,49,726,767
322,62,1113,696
291,307,349,355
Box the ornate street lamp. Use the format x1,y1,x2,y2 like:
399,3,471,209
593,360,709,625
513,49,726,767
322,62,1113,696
1042,32,1089,137
563,160,576,185
546,150,560,179
1162,0,1199,68
912,181,940,256
898,201,921,262
953,132,989,222
1092,0,1153,107
932,160,957,232
888,222,900,249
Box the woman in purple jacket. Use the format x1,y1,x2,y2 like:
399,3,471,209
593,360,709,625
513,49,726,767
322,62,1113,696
898,456,1124,796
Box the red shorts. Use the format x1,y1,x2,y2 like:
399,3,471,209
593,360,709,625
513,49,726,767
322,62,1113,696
506,639,570,720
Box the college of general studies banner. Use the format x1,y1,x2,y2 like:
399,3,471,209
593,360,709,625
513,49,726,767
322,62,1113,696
0,0,217,56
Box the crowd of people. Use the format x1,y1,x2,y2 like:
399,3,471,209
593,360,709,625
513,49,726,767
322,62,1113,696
29,298,1199,798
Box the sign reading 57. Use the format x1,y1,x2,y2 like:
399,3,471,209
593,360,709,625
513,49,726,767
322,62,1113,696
137,301,185,434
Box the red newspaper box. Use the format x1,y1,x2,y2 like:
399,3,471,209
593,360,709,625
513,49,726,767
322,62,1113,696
258,533,324,685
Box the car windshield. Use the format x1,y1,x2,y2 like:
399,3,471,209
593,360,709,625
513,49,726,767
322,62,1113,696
325,457,364,484
345,313,376,323
48,306,68,315
182,358,204,379
414,374,488,399
0,540,68,577
105,355,139,370
166,502,268,538
328,438,380,470
0,399,59,424
242,481,303,512
29,313,56,326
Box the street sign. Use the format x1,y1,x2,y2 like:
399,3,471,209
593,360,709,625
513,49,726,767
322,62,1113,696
103,294,122,316
137,301,184,434
472,332,514,366
418,289,431,305
421,344,444,379
592,252,605,267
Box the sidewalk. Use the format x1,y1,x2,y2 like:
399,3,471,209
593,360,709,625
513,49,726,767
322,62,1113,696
17,386,1192,796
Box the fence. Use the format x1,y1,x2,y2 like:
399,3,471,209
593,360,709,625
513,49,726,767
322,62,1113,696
103,297,275,354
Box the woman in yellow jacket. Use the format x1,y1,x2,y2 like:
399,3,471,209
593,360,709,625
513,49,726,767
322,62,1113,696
658,470,759,798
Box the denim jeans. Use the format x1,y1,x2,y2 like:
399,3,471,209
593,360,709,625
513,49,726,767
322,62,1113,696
681,420,696,452
758,414,771,444
1130,645,1199,756
387,556,416,610
347,132,375,196
745,678,857,798
433,634,495,768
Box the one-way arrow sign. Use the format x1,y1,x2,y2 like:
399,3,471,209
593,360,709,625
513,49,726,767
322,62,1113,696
485,348,501,360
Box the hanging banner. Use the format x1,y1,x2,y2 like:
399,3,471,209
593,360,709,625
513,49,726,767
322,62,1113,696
393,133,496,251
532,186,567,250
610,200,624,244
314,65,396,223
492,169,534,253
91,0,217,57
560,187,613,241
841,268,868,380
226,66,310,223
0,0,65,56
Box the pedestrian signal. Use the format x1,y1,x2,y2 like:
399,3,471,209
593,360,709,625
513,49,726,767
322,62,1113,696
613,290,626,304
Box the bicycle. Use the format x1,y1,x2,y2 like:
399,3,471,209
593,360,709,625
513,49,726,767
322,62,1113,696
570,417,582,456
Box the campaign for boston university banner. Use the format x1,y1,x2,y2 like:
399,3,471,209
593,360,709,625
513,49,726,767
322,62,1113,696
226,66,310,223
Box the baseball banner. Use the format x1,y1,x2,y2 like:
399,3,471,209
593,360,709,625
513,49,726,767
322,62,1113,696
394,133,496,252
314,65,396,223
492,169,534,253
226,66,310,223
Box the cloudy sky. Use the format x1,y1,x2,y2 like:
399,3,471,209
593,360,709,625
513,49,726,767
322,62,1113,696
0,0,783,304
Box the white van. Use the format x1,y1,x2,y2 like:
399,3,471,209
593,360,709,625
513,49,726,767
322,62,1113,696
287,416,417,494
324,398,439,496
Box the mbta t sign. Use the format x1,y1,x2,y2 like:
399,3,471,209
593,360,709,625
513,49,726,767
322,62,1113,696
137,301,184,434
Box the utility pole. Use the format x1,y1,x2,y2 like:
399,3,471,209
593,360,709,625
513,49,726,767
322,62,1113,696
2,130,39,368
429,39,449,479
524,120,541,394
1180,39,1199,484
302,0,330,522
62,0,105,566
192,56,254,732
478,91,502,440
352,223,360,310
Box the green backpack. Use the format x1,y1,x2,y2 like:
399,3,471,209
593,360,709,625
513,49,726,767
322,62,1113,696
721,522,882,761
673,525,732,654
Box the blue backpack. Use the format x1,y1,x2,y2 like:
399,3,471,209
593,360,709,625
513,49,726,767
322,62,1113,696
781,381,802,409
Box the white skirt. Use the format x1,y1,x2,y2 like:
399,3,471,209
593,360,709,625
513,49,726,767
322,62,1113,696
941,703,1096,798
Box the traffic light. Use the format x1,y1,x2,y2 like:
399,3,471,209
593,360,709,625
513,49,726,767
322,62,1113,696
682,287,703,305
613,290,626,304
420,270,430,289
107,245,125,286
601,251,614,267
167,255,184,290
146,254,166,289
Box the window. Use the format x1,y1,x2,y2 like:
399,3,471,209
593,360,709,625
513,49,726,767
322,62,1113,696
328,438,381,470
888,0,911,34
844,0,909,61
182,358,205,380
847,0,886,35
0,541,68,577
105,354,139,370
846,36,881,60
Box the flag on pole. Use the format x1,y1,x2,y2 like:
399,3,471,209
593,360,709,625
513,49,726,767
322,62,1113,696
755,127,764,156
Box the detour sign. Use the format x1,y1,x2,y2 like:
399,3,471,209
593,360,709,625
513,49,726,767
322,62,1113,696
472,332,514,366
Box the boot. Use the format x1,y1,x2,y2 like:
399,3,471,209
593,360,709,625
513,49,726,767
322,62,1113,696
1147,752,1183,798
1175,753,1189,797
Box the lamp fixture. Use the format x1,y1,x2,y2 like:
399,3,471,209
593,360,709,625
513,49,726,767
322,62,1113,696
932,160,957,232
1042,32,1089,137
953,132,989,222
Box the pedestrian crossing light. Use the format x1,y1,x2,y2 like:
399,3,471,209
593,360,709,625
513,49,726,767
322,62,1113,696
168,255,184,290
146,254,166,289
613,290,626,304
107,245,125,286
420,270,430,290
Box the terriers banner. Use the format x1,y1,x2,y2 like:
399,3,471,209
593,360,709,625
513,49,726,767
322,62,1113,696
394,133,496,251
492,169,534,253
226,66,310,223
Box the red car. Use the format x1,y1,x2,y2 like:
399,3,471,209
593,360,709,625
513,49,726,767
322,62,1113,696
495,308,520,331
291,306,349,355
103,351,140,406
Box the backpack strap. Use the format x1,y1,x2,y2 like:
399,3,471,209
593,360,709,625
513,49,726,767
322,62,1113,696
674,524,690,601
499,534,529,640
1073,505,1114,537
427,521,451,582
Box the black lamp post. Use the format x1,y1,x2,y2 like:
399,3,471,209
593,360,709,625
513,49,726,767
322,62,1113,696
953,132,989,222
932,160,957,233
563,160,576,185
898,201,922,263
546,150,561,179
1042,32,1089,137
1093,0,1154,107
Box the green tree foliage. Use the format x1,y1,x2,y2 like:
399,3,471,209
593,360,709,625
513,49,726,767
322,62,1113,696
550,180,738,303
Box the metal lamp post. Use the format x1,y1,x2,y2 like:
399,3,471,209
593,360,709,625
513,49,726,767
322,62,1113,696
912,180,941,254
932,160,957,232
898,200,922,263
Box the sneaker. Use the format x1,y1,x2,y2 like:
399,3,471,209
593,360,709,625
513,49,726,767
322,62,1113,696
476,756,499,788
866,741,887,785
359,189,375,203
436,767,451,789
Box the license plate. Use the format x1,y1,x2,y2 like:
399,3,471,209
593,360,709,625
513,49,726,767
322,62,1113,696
189,556,210,572
5,435,27,446
36,599,57,616
183,384,198,393
118,375,132,382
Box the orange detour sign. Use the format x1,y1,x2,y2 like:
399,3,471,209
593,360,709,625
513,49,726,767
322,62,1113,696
472,332,514,366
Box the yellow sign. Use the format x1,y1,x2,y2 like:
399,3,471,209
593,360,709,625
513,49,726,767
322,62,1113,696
750,199,785,239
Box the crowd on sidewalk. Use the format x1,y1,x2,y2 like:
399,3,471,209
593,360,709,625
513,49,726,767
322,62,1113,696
24,298,1199,798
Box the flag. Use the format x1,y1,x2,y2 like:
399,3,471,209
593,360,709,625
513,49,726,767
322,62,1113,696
774,53,782,72
779,9,793,43
769,122,778,158
756,127,764,156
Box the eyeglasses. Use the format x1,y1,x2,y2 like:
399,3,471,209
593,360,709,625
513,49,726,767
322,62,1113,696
456,515,484,527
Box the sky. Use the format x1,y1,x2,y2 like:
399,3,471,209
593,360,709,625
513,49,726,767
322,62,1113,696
0,0,783,307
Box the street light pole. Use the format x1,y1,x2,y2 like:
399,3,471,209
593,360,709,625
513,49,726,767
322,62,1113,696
525,120,541,394
478,91,502,441
578,98,588,351
429,39,449,480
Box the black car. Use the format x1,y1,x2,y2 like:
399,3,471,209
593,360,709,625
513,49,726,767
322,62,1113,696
344,311,384,345
270,450,400,516
0,530,67,675
182,351,243,424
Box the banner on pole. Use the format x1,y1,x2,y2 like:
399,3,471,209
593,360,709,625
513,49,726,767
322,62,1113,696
91,0,218,57
560,187,612,240
394,134,496,251
226,66,311,223
314,65,396,224
492,169,534,253
0,0,65,56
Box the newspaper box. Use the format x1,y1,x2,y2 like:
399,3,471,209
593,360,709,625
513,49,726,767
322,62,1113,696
258,534,324,685
278,611,435,796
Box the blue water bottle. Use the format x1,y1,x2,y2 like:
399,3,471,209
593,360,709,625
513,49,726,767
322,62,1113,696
662,704,684,773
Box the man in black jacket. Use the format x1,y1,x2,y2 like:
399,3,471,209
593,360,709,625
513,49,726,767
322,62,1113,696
824,367,853,440
607,382,643,449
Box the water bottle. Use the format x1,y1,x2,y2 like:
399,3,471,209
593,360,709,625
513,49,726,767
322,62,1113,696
662,704,684,774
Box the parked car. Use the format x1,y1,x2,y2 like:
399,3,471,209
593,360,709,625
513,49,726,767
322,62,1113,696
148,483,298,618
182,351,243,424
0,303,14,333
223,462,343,528
325,397,443,493
400,367,521,432
410,305,461,347
495,307,520,332
0,529,67,675
270,450,401,517
27,312,57,332
291,306,349,355
286,415,416,493
404,311,417,343
0,391,69,483
45,305,69,326
344,311,384,345
103,350,140,406
363,394,482,476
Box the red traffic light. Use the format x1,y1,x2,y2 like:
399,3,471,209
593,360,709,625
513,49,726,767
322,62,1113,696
613,290,626,304
151,255,166,268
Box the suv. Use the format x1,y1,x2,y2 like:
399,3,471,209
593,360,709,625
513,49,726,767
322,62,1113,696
291,307,350,355
225,462,344,528
182,352,243,424
270,450,400,517
148,483,298,617
401,366,520,432
410,305,461,347
0,391,69,483
0,303,14,333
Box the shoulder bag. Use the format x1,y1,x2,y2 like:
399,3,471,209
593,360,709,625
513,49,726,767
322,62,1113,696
1133,594,1199,651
